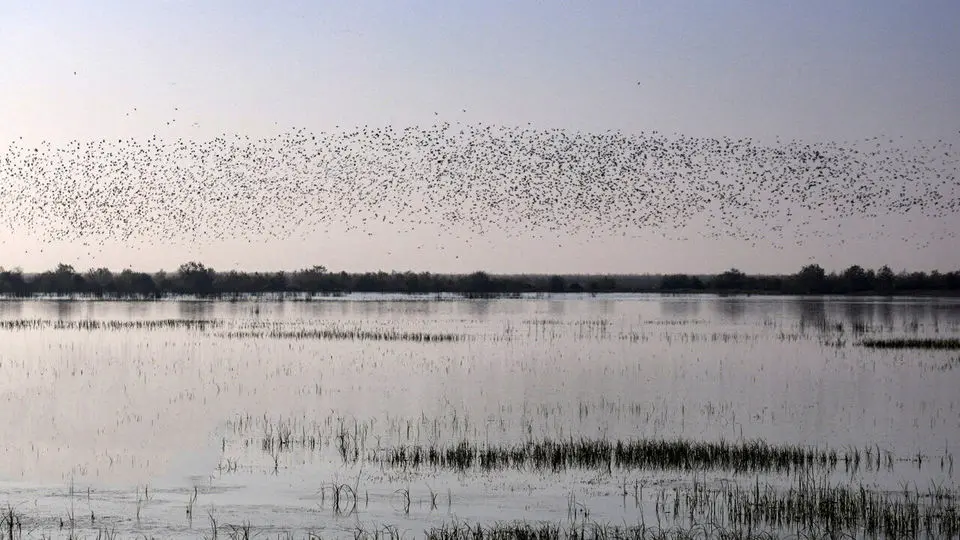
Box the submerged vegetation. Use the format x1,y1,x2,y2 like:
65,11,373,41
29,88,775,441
1,262,959,298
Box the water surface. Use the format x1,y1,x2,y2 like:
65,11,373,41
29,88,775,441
0,295,956,537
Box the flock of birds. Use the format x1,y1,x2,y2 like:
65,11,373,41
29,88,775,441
0,121,957,254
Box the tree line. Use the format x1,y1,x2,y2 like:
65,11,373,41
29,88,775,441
0,262,958,298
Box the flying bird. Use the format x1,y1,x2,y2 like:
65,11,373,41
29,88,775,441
0,117,955,257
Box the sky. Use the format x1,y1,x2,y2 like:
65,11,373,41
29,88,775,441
1,1,959,274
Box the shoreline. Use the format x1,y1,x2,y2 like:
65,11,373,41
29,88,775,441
3,290,960,301
4,264,959,298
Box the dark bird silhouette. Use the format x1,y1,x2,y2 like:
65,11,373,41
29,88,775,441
0,117,955,257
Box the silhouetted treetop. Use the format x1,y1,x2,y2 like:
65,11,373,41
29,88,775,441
0,262,958,298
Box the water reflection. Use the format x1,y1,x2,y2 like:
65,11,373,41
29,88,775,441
713,297,747,322
464,299,493,318
177,300,214,319
877,301,895,330
54,300,79,320
122,301,153,320
795,298,828,333
659,296,702,319
842,301,871,332
0,300,23,319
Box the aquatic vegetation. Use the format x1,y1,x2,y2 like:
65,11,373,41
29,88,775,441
371,438,893,474
0,318,221,331
424,495,960,540
673,475,960,539
0,317,471,343
219,328,468,343
859,337,960,349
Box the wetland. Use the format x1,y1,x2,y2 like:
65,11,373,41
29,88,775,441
0,294,957,538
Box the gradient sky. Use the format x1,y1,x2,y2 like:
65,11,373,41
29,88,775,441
1,1,959,274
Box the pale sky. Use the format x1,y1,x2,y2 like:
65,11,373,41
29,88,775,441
1,1,959,274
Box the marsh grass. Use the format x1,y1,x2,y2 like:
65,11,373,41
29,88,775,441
671,474,960,539
226,521,253,540
374,438,890,474
425,521,785,540
0,317,469,343
859,337,960,349
393,487,411,515
230,414,946,477
644,319,709,326
323,482,358,516
0,478,955,540
208,511,219,540
1,507,22,540
220,328,467,342
0,318,219,331
425,484,439,511
937,356,960,371
186,486,199,523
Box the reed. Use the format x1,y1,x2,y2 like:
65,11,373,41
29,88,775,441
424,521,781,540
0,317,468,342
186,486,199,523
220,328,467,342
328,482,358,516
1,507,21,540
673,474,960,539
0,318,219,331
394,487,411,515
372,438,887,474
208,511,219,540
227,521,253,540
859,337,960,349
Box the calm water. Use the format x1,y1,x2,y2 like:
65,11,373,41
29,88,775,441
0,295,957,537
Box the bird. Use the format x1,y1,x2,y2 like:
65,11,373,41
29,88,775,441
0,115,955,264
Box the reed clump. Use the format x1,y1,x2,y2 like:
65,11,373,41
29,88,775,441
859,337,960,349
0,318,219,331
220,328,466,343
425,521,786,540
673,475,960,539
373,438,878,474
0,318,467,342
